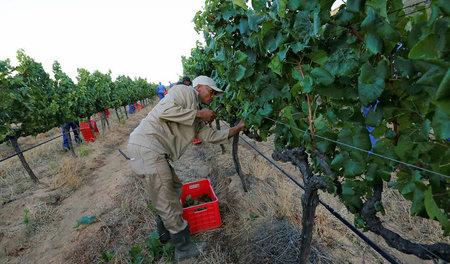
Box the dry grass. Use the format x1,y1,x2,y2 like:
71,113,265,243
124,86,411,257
45,156,83,189
29,202,59,233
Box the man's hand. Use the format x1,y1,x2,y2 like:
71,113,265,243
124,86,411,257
235,119,245,131
228,119,246,138
196,109,217,124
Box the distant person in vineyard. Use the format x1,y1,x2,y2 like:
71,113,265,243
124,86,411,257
128,103,136,114
127,75,245,261
176,76,191,86
157,82,167,99
61,121,81,151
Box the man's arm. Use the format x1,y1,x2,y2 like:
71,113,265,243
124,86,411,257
228,120,245,138
196,119,246,144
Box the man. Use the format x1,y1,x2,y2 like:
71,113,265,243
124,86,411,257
61,121,81,151
127,76,245,261
176,76,191,86
156,82,167,99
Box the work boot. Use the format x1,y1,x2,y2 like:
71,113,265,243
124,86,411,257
170,224,207,261
156,215,170,243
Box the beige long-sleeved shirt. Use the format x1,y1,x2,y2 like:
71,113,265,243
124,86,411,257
128,84,230,161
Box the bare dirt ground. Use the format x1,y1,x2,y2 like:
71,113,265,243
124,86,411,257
0,105,448,264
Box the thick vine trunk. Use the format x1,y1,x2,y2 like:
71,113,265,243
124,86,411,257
104,111,110,128
272,147,328,264
232,133,248,192
362,184,450,262
299,187,320,264
313,148,342,196
100,112,106,132
114,107,121,121
123,106,128,119
87,116,97,140
215,119,225,154
10,137,39,183
100,111,109,132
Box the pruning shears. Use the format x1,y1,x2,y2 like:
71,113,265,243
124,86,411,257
118,149,135,161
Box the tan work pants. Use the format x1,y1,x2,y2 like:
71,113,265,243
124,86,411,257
127,143,188,234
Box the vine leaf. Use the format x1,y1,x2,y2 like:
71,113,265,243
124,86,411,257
287,0,303,11
365,106,383,127
235,65,247,81
346,0,363,13
277,0,287,18
424,187,450,233
257,103,273,116
235,50,248,64
366,0,387,18
358,62,385,105
269,55,282,76
306,50,328,66
433,68,450,115
432,106,450,140
408,33,441,61
233,0,247,10
410,187,425,216
311,67,334,86
324,48,359,77
251,0,265,13
365,33,383,54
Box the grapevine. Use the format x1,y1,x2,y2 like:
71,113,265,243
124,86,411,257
183,0,450,260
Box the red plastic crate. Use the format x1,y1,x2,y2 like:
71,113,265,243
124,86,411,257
79,120,99,142
181,179,222,234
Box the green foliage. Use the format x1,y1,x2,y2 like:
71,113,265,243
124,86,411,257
249,212,259,220
128,246,144,264
0,50,157,143
147,203,156,212
98,251,115,264
185,0,450,234
145,232,174,261
0,50,58,140
127,232,174,263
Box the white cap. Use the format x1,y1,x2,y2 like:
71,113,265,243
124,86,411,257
192,76,224,95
